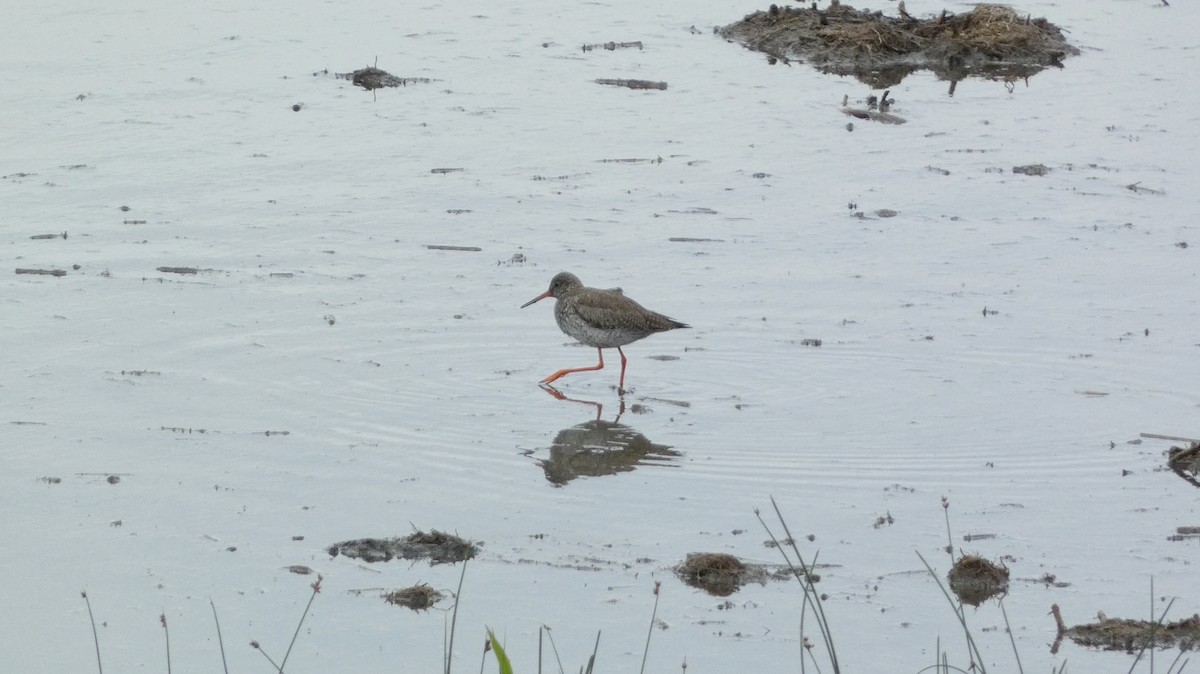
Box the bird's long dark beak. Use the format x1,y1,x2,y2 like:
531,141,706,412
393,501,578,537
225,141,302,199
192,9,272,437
520,291,551,309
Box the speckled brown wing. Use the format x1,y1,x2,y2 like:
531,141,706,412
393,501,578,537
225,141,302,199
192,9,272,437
571,289,688,334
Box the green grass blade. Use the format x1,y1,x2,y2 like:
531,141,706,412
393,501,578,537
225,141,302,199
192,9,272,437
487,628,514,674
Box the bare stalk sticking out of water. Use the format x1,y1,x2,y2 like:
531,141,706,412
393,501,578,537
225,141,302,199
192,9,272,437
583,631,601,674
539,624,566,674
916,551,987,674
251,574,323,672
81,591,103,674
209,598,230,674
445,559,469,674
639,582,662,674
160,613,172,674
756,496,841,674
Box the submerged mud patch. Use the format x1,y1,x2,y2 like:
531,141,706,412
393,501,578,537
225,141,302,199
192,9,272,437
719,3,1078,88
328,529,477,564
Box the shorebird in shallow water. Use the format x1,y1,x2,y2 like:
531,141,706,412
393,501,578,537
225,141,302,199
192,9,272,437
521,271,689,391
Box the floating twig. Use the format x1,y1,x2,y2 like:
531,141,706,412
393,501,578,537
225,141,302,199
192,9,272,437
16,268,67,276
1126,182,1165,195
426,245,482,252
1141,433,1200,443
582,41,644,52
595,78,668,90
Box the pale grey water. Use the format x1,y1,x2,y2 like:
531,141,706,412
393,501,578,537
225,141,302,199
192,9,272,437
2,0,1198,671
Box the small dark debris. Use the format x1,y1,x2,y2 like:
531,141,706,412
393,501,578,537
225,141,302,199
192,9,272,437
1013,164,1050,176
875,209,898,218
872,512,895,529
106,475,121,485
156,266,199,275
30,232,68,240
799,338,822,347
385,583,445,611
430,168,464,174
286,565,314,575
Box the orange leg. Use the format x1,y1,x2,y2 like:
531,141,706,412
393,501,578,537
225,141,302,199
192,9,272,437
617,347,629,392
540,348,605,385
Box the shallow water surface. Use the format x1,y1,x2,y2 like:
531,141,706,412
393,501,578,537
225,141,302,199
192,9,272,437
2,0,1198,672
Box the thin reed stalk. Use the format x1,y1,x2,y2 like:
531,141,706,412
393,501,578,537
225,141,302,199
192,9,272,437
541,625,566,674
278,574,322,672
639,582,662,674
160,613,172,674
1126,591,1175,674
916,551,987,674
81,591,103,674
446,558,469,674
941,496,955,561
582,631,601,674
756,497,841,674
250,639,282,671
209,598,230,674
998,598,1023,674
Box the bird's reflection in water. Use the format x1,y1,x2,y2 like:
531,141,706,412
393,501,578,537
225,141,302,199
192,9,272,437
535,384,681,486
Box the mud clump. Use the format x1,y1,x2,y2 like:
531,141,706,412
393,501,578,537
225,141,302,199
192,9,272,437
720,3,1079,88
385,583,445,611
947,554,1009,606
676,552,772,596
328,529,477,565
329,66,434,91
1167,441,1200,488
1053,604,1200,652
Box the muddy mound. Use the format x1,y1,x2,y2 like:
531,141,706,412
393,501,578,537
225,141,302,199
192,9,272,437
675,552,774,596
328,530,477,564
947,554,1009,606
1053,604,1200,652
719,2,1079,88
385,583,445,611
